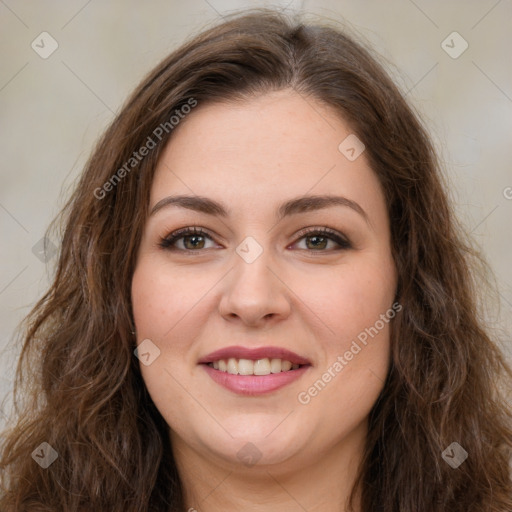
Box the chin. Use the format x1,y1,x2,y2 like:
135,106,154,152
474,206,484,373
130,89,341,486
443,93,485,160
198,418,310,468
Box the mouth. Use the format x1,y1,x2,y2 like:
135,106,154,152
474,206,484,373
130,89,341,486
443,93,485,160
198,345,311,373
198,346,311,395
206,357,305,375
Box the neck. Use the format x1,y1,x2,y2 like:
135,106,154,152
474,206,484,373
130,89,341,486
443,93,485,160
171,421,366,512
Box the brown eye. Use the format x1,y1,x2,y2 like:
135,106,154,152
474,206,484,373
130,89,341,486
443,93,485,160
181,234,207,250
292,227,351,251
159,227,216,251
304,234,330,250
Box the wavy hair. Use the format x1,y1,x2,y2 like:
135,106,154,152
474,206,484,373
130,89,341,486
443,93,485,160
1,9,511,511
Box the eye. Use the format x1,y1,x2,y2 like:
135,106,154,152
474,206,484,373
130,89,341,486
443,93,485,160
159,227,217,251
159,226,351,253
291,227,351,251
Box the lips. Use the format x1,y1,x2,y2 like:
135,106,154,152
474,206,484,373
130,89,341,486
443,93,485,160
198,345,311,395
198,345,311,366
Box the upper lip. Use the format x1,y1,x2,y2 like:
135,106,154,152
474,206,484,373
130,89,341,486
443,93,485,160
198,345,311,365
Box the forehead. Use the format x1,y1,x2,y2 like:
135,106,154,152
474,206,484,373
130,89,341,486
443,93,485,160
150,90,386,224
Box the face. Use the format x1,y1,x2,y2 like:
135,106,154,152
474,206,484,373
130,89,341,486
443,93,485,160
131,89,397,471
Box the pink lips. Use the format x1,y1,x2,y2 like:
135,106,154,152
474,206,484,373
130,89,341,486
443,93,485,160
198,345,311,365
198,345,311,396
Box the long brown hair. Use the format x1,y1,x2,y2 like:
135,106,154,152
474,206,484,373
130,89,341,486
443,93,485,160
1,9,511,511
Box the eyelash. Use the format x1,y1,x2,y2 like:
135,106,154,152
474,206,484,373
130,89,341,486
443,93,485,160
158,226,352,253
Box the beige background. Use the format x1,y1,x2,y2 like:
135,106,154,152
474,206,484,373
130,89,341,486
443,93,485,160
1,0,511,428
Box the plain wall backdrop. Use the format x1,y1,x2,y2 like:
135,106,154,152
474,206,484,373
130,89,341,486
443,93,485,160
1,0,511,429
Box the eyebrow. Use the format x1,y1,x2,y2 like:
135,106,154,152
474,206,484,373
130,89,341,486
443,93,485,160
149,194,370,225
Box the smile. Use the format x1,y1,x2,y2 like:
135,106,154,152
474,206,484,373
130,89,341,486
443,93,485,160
208,357,302,375
199,346,312,395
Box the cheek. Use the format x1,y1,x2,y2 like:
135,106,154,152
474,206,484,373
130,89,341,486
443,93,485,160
294,254,396,348
131,258,200,337
295,264,395,425
132,265,168,336
131,259,201,419
131,257,220,385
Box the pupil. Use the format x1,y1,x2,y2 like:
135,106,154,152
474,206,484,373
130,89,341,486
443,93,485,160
185,235,204,249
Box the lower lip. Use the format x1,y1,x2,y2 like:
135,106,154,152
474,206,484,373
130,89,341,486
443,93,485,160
201,364,310,395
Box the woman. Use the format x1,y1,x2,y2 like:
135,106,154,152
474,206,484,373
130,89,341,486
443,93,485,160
1,9,511,512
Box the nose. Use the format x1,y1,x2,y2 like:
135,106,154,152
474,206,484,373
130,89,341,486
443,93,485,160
218,247,291,328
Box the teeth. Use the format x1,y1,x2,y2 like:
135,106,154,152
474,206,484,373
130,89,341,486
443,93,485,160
254,358,270,375
270,358,282,373
227,358,238,375
281,360,292,372
238,359,254,375
209,357,301,375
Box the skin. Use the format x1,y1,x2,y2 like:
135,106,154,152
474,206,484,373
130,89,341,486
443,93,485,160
131,89,397,512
